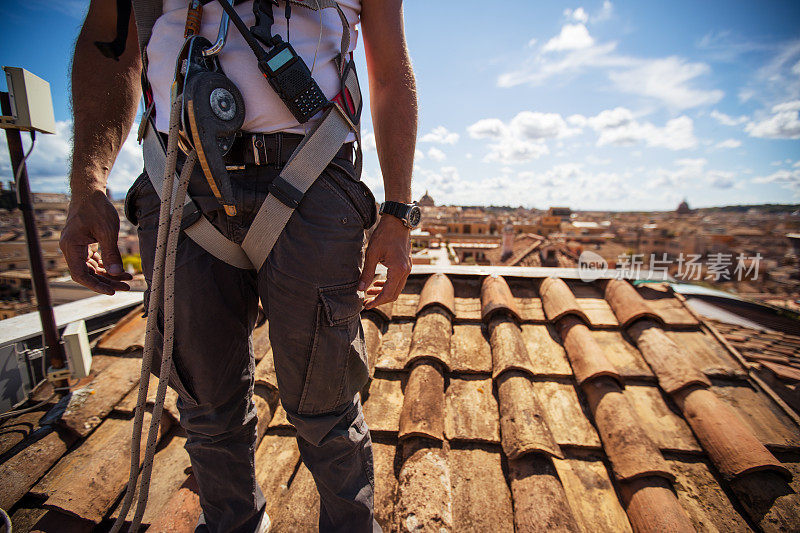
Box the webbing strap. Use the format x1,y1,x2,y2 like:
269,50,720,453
240,102,354,269
142,119,255,269
131,0,162,53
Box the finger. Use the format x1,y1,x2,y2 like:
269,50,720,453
98,233,126,277
365,287,382,295
65,244,122,295
358,247,381,291
365,264,406,310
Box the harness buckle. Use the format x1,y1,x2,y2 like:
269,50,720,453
268,176,304,209
331,59,362,127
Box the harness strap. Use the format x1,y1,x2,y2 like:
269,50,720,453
142,119,255,268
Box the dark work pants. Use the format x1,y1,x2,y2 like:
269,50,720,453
125,151,380,533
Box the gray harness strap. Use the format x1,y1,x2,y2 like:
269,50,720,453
133,0,362,271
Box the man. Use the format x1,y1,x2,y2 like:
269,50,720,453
60,0,417,531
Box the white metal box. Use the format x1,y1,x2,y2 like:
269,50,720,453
63,319,92,379
1,66,56,134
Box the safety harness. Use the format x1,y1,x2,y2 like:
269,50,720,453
108,2,363,530
136,0,363,271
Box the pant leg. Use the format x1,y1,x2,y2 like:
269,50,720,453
255,161,380,533
128,169,265,533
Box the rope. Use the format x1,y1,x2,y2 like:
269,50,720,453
110,94,196,533
0,506,11,533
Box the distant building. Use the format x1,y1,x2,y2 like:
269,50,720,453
418,190,435,207
547,206,572,221
676,199,691,215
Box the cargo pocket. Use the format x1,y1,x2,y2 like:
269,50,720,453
297,281,368,416
124,172,150,225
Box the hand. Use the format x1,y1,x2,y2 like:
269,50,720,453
59,188,132,295
358,214,412,309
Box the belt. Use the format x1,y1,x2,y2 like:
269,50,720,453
224,132,354,170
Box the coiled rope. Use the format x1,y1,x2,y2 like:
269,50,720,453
111,94,197,533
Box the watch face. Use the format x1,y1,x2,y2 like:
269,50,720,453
408,205,422,228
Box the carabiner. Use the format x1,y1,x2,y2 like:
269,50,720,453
203,11,230,57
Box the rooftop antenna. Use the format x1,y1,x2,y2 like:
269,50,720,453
1,66,69,390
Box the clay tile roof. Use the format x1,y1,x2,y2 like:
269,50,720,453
4,267,800,532
603,278,662,328
416,273,455,317
481,274,521,322
539,276,590,323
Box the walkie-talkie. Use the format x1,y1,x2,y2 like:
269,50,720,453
217,0,330,124
258,40,329,124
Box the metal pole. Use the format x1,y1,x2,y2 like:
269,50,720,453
1,92,68,382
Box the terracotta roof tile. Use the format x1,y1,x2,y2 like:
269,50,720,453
395,439,452,530
558,316,622,386
667,458,753,532
9,269,800,531
109,432,191,526
551,455,632,532
592,330,654,379
147,474,201,533
602,279,662,328
116,373,180,423
489,315,537,379
508,454,581,532
251,321,272,362
0,428,76,511
362,376,404,433
622,385,701,453
582,377,675,482
636,285,699,327
374,321,413,370
450,324,492,373
445,378,500,443
372,440,399,526
60,356,142,437
497,371,562,459
372,300,395,322
520,324,573,377
398,362,445,441
408,307,452,369
665,330,745,377
95,305,146,353
710,382,800,449
31,411,171,523
761,360,800,382
450,446,515,531
539,277,590,323
253,349,278,391
618,475,696,532
532,380,601,448
729,469,800,531
674,386,791,480
416,273,456,317
362,315,384,376
481,274,522,322
628,320,711,394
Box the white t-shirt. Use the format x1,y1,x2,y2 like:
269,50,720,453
147,0,361,135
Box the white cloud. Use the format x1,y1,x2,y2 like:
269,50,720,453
543,24,595,52
563,7,589,23
713,138,742,149
708,170,736,189
745,100,800,139
419,126,459,145
467,111,579,164
427,147,446,161
414,149,424,160
467,118,508,139
710,110,748,126
362,131,377,152
586,108,697,150
499,26,722,110
608,57,723,110
595,1,613,22
753,168,800,194
510,111,580,139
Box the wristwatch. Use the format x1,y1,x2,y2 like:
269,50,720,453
379,201,422,229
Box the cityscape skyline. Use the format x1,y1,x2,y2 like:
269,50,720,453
0,0,798,210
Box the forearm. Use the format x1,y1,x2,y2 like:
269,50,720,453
70,3,141,201
369,66,417,204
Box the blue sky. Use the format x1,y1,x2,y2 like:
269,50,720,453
1,0,799,210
